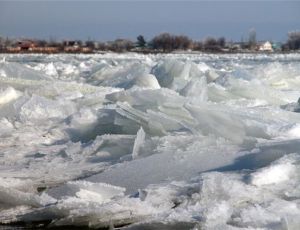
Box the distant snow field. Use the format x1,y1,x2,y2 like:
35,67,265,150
0,53,300,229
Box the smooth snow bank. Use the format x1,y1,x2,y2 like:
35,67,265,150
0,53,300,229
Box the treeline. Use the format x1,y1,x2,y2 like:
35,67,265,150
284,31,300,51
1,31,300,53
100,34,228,52
0,34,230,53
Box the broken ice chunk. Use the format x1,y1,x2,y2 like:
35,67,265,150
0,87,22,105
133,74,160,89
251,153,298,186
132,127,146,159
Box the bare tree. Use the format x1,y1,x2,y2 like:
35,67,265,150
217,37,226,48
204,37,219,51
287,31,300,50
4,37,14,47
173,35,192,50
0,36,4,51
110,39,134,52
137,35,146,48
97,42,108,51
248,28,256,49
85,40,95,49
151,33,192,51
75,40,82,47
151,33,174,51
36,39,47,47
192,41,204,51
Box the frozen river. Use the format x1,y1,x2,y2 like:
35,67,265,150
0,53,300,229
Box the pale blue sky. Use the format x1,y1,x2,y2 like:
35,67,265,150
0,1,299,42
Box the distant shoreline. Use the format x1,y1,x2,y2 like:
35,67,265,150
1,50,299,55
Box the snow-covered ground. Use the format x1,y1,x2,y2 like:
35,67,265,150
0,53,300,229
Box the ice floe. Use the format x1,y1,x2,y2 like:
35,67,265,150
0,53,300,229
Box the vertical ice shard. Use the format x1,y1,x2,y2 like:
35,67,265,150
132,127,146,159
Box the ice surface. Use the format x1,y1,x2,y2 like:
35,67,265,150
1,53,300,229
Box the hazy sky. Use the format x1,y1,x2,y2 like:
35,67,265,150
0,1,299,42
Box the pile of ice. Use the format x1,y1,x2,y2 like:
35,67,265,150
0,53,300,229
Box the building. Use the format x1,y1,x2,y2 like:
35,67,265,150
63,40,81,52
81,47,93,53
259,41,273,52
30,47,60,53
6,47,21,52
272,42,282,51
17,40,37,51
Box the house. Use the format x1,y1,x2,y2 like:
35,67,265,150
63,40,79,47
272,42,282,51
17,40,37,51
64,46,80,52
6,46,21,52
63,40,81,52
30,47,60,53
259,41,273,52
81,47,92,53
